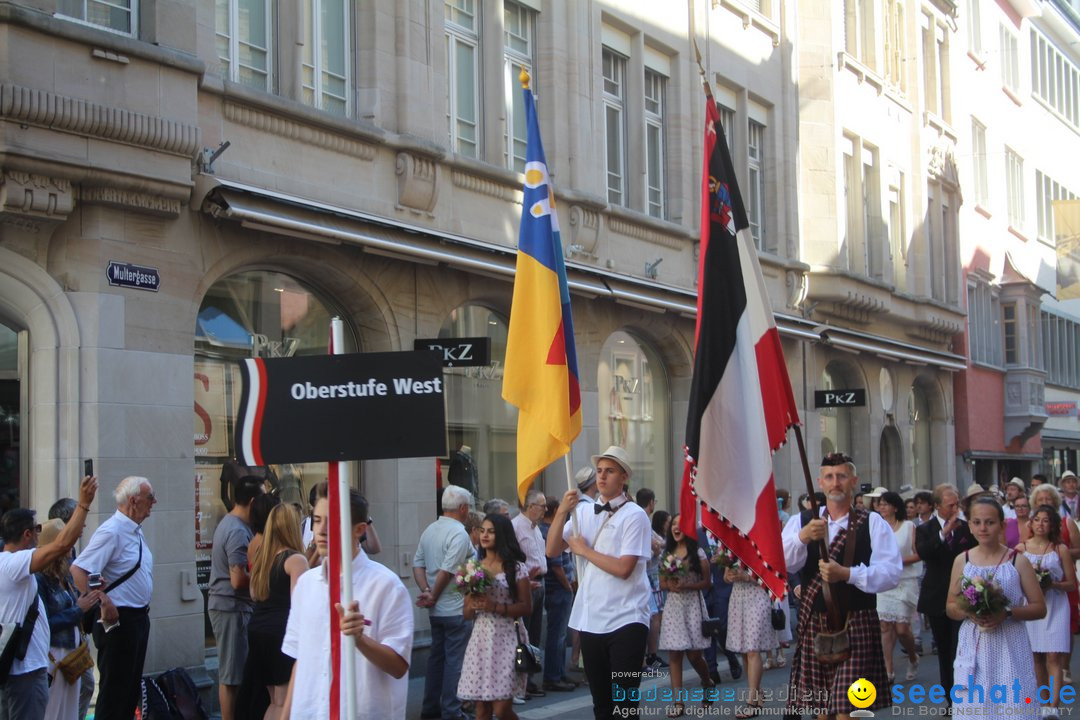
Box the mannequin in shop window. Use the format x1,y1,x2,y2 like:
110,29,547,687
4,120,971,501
448,445,478,498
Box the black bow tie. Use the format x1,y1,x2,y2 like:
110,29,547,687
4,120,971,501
594,502,612,514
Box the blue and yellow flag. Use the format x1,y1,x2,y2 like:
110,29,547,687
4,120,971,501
502,75,581,504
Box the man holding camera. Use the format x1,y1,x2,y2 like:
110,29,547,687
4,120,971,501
72,476,156,720
0,475,98,720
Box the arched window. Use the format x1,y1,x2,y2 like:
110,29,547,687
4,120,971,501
438,304,517,504
820,361,857,458
909,383,933,489
598,331,671,508
0,322,23,510
194,270,355,642
880,426,902,488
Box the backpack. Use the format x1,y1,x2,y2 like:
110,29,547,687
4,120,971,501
140,667,208,720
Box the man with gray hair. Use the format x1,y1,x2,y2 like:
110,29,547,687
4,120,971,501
72,476,156,720
414,485,474,720
483,498,510,516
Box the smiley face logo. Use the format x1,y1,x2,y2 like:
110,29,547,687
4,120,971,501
847,678,876,709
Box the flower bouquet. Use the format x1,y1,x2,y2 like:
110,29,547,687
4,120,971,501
453,558,493,595
955,573,1009,620
659,553,688,582
1034,563,1053,591
710,546,738,570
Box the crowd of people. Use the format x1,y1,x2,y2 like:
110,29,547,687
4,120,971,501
1,455,1078,720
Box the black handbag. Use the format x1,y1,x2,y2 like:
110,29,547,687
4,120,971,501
0,594,40,682
699,593,725,639
513,620,542,674
771,605,787,631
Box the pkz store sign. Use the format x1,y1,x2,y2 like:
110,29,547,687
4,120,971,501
814,389,866,408
106,261,160,291
414,337,491,367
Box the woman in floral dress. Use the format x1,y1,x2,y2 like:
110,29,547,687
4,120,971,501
947,498,1045,719
457,513,533,720
1017,506,1075,709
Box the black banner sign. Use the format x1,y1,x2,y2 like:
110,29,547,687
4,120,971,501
235,351,447,465
814,389,866,408
106,261,160,291
413,337,491,367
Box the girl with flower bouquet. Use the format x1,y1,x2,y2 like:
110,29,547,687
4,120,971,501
456,513,532,720
657,515,715,718
1016,505,1075,709
947,497,1046,718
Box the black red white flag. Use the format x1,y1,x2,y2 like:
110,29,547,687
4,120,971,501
679,92,800,601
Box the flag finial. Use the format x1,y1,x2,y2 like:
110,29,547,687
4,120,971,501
520,69,531,89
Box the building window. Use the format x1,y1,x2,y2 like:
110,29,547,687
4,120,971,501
908,383,933,489
194,271,356,644
820,361,858,459
446,0,480,158
718,104,736,157
1042,311,1080,389
972,119,989,207
57,0,135,35
968,281,1002,366
966,0,982,56
599,331,670,509
862,143,883,278
999,25,1019,95
439,305,517,502
1036,171,1078,245
888,172,905,288
0,323,25,509
302,0,349,116
1031,29,1080,131
644,69,667,219
884,0,905,90
747,120,766,247
841,134,881,277
503,2,534,172
1005,148,1025,229
843,0,877,70
921,12,950,122
1003,302,1018,365
602,47,628,207
215,0,270,90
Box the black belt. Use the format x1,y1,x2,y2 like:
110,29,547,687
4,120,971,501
116,606,150,615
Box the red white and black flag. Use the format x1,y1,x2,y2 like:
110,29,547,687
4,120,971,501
679,91,800,602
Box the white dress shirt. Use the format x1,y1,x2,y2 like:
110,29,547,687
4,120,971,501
563,499,652,634
73,510,153,607
512,512,548,577
781,507,902,594
282,549,413,720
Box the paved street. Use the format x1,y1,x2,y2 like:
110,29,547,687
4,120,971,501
399,633,1080,720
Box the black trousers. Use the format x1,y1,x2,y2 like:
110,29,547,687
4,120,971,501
580,623,648,719
93,606,150,720
927,612,961,696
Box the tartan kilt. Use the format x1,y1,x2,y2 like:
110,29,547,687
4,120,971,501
786,608,891,715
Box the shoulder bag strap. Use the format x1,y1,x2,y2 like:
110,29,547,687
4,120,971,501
105,535,143,593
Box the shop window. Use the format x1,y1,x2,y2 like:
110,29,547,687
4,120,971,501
598,331,670,509
439,305,517,504
819,361,857,458
908,384,932,488
0,323,24,512
193,271,355,645
880,426,902,488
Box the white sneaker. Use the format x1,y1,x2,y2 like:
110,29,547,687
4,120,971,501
512,695,526,705
906,659,919,681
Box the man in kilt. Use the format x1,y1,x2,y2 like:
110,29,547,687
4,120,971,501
781,453,902,719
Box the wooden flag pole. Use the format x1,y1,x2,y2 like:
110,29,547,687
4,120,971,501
329,317,357,720
792,424,843,632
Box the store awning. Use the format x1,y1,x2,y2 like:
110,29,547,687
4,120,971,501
199,178,966,371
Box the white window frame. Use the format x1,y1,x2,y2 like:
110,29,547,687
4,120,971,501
747,120,767,248
844,0,877,70
972,119,989,207
1031,28,1080,131
1002,302,1018,366
884,0,905,90
999,24,1019,95
888,171,905,288
216,0,272,90
921,12,950,122
446,0,480,158
503,2,535,172
968,280,1002,367
57,0,137,36
1005,148,1025,229
644,68,667,219
302,0,350,116
1036,171,1078,246
602,47,628,207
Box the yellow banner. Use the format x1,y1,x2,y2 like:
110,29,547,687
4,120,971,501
1055,198,1080,300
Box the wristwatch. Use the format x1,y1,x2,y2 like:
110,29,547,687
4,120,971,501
1005,609,1013,619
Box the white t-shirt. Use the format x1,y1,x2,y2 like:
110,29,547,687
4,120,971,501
0,549,50,675
282,549,413,720
563,499,652,634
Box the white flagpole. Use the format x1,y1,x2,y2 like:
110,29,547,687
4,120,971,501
330,317,357,720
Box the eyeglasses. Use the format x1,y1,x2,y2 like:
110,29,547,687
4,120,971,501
31,524,42,533
528,502,546,509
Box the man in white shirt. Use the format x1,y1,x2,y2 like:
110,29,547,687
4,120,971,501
1003,478,1025,520
0,475,98,720
546,445,652,719
512,489,548,698
1060,470,1079,518
281,484,412,720
782,452,902,718
72,476,156,720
